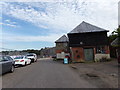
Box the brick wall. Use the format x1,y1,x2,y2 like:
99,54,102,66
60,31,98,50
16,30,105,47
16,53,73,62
70,45,110,62
71,47,84,62
105,45,110,54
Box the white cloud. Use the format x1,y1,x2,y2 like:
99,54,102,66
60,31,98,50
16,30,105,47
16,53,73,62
1,0,119,43
1,0,58,2
0,22,17,28
0,19,18,28
1,0,119,2
2,33,63,42
5,19,10,22
1,1,118,34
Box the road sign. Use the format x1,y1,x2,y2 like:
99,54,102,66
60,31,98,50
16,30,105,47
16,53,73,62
64,58,68,64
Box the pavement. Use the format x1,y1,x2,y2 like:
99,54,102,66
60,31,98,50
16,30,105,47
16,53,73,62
2,58,96,88
69,59,119,88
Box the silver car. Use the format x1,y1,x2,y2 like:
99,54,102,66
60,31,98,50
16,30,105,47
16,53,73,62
0,55,15,74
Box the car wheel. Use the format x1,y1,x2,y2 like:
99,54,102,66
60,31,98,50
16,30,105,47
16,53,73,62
29,61,32,64
10,65,14,73
25,62,27,66
33,59,35,63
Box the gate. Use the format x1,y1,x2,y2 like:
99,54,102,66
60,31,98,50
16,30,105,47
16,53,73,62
84,48,94,61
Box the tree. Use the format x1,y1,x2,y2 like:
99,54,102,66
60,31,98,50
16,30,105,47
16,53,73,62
108,27,120,58
112,26,120,37
111,27,120,45
111,27,120,57
108,34,117,43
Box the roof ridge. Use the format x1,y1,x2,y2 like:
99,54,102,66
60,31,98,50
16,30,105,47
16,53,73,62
55,35,68,43
68,21,108,34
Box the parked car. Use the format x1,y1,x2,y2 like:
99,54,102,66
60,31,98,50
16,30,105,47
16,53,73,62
14,56,31,66
52,55,56,58
0,55,15,74
26,53,37,62
10,55,18,59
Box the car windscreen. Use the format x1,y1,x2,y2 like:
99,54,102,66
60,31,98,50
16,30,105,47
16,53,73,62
0,56,10,61
27,55,34,56
0,56,3,61
14,57,23,59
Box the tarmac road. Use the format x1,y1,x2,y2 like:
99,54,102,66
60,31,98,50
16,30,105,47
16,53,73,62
2,58,96,88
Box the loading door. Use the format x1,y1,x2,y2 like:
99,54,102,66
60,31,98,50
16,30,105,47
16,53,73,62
84,48,94,61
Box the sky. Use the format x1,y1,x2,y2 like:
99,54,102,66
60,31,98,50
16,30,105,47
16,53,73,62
118,1,120,25
0,0,119,51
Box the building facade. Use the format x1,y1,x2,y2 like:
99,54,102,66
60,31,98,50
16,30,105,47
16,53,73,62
68,21,110,62
55,35,69,59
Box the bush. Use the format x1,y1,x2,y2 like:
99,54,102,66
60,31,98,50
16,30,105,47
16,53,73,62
94,59,100,62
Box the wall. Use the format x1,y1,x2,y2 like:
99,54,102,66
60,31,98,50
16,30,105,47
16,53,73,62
70,45,110,62
95,54,110,60
94,45,110,60
56,42,69,53
68,32,109,47
56,52,69,59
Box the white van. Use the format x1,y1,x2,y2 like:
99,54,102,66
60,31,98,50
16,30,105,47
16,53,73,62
26,53,37,62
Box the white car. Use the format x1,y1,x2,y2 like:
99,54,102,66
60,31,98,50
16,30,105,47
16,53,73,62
26,53,37,62
14,56,31,66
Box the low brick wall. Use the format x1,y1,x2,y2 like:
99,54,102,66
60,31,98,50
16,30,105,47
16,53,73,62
95,54,110,60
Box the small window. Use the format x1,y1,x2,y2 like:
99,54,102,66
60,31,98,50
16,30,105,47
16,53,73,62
3,56,9,61
57,43,61,47
96,46,105,54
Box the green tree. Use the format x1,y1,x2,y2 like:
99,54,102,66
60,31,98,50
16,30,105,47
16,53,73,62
108,34,117,43
112,26,120,37
108,27,120,58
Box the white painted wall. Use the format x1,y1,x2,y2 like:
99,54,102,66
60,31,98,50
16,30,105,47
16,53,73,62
57,52,69,59
95,54,110,60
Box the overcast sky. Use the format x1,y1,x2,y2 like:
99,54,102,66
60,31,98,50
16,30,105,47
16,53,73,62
118,1,120,25
0,0,119,51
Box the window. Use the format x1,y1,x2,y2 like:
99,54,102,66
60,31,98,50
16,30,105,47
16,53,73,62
3,56,9,61
27,55,34,56
7,56,13,61
14,56,23,59
25,56,27,59
96,46,106,54
0,56,3,61
56,43,61,47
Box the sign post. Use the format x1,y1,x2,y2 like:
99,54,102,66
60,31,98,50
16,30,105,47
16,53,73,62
64,58,68,64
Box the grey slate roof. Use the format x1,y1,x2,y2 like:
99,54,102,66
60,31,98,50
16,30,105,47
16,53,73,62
55,35,69,43
68,21,109,34
111,37,120,47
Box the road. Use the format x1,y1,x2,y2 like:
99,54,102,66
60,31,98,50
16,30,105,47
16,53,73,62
2,58,96,88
